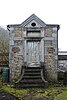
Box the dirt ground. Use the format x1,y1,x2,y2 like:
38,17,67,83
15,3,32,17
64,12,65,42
22,94,49,100
0,91,49,100
0,92,18,100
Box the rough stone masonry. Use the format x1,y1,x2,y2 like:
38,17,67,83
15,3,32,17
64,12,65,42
7,14,60,82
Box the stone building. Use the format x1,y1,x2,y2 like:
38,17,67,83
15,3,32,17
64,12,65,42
7,14,60,83
58,51,67,71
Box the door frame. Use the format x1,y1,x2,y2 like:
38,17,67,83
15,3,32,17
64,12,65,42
24,29,44,65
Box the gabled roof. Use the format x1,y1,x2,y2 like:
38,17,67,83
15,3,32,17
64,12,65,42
20,14,46,27
7,14,60,30
7,14,46,27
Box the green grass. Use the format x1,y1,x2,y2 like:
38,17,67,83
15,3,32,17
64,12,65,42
0,82,67,100
1,85,29,100
54,91,67,100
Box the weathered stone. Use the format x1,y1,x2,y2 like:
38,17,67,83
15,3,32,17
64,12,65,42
45,40,52,46
12,27,22,37
8,14,59,82
45,28,53,37
12,47,20,53
47,47,55,54
14,40,23,45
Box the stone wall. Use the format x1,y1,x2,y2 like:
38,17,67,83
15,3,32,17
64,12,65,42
44,27,58,81
9,26,58,81
9,27,24,80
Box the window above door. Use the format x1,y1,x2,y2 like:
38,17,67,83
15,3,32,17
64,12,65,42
27,31,41,38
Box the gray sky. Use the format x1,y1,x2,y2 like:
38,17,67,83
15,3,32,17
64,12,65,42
0,0,67,51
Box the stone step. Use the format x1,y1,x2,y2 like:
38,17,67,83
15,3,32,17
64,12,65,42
25,67,41,71
15,67,47,88
15,83,45,88
24,73,41,76
25,68,41,74
21,80,42,85
23,75,41,79
21,79,43,83
25,67,41,69
25,70,41,73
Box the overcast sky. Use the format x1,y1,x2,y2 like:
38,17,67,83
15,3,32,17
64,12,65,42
0,0,67,51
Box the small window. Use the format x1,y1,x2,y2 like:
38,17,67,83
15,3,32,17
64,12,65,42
27,31,40,37
31,22,36,27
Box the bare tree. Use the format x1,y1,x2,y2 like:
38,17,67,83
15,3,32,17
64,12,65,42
0,26,9,54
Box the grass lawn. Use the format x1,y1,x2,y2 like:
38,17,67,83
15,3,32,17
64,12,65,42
54,91,67,100
0,82,67,100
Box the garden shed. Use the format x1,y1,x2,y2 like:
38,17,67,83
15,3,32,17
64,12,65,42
7,14,60,86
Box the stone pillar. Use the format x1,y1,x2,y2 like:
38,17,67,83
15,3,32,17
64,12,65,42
9,27,24,80
41,28,44,62
24,40,27,62
44,27,58,82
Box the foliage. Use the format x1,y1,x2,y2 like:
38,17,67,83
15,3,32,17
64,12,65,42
54,91,67,100
0,82,67,100
58,72,64,79
0,26,9,54
1,84,29,100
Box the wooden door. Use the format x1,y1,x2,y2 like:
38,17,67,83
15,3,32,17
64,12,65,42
27,41,40,67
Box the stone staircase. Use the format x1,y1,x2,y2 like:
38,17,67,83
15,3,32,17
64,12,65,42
15,67,47,88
